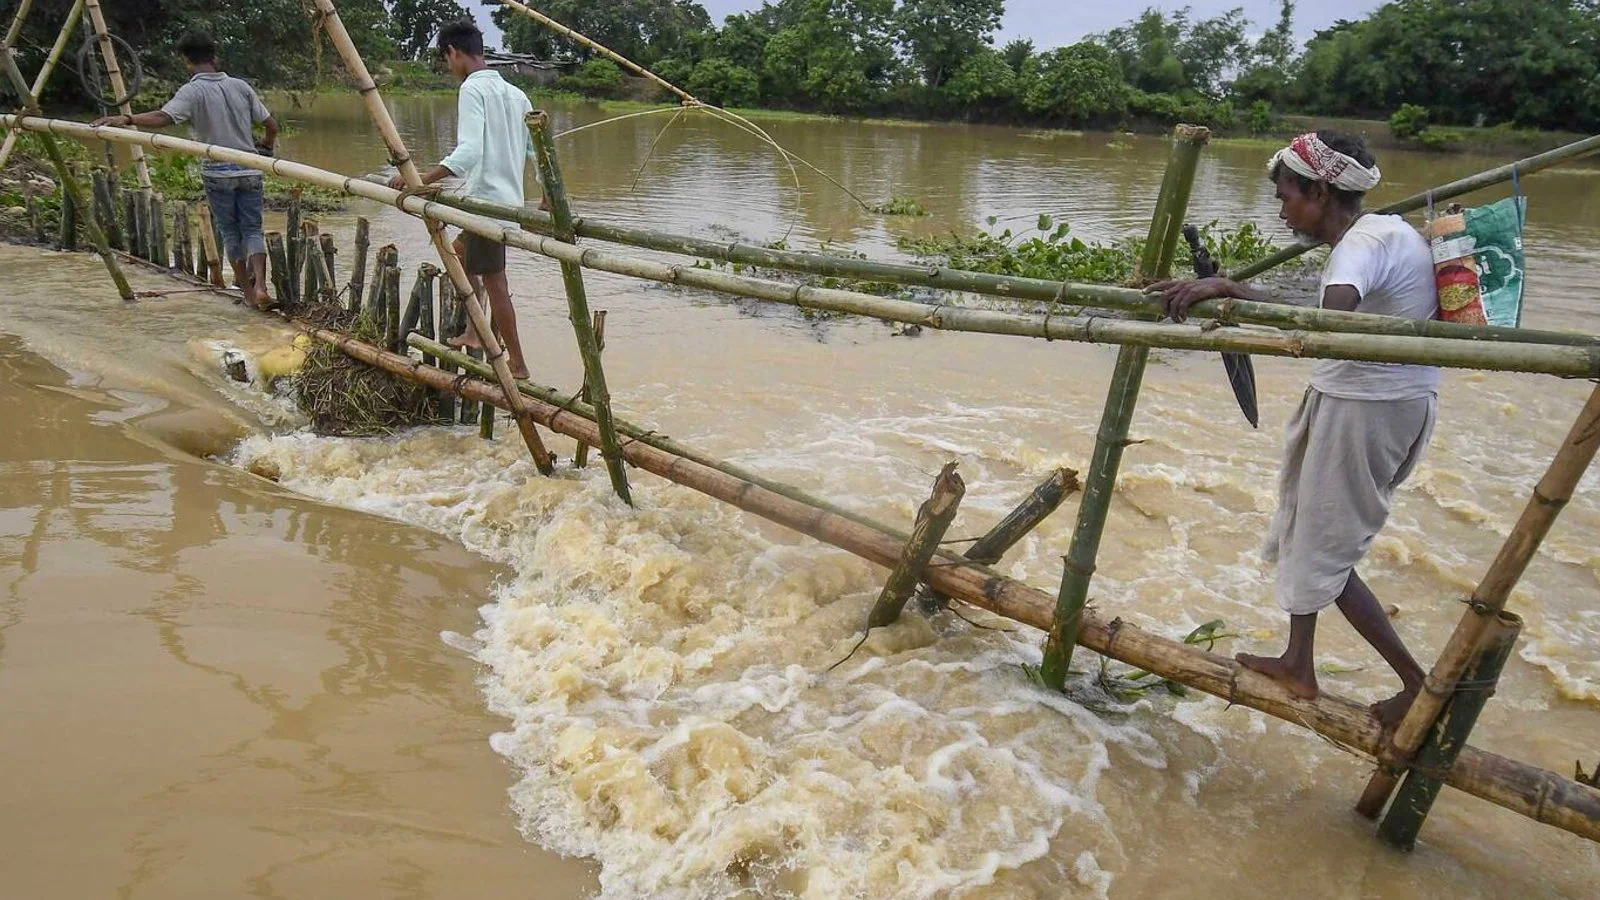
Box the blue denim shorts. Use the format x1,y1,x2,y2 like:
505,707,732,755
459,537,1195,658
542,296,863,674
203,173,266,263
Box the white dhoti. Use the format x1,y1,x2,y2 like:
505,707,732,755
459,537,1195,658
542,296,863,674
1262,387,1436,615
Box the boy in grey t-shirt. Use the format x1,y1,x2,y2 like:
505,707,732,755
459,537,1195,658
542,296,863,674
93,32,279,308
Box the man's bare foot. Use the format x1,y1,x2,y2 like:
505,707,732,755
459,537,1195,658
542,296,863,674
446,332,485,352
1372,686,1419,728
1236,652,1320,699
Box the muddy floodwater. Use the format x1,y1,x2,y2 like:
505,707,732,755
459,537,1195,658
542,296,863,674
2,95,1598,897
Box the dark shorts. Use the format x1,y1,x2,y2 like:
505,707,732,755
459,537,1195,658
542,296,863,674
459,233,505,276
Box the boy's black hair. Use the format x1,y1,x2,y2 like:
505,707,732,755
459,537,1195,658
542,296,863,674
437,19,485,58
1269,130,1377,208
176,31,216,65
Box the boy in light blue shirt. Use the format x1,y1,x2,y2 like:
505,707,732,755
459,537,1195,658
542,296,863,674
389,20,534,378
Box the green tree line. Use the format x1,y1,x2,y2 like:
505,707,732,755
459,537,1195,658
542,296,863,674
498,0,1600,133
7,0,1598,135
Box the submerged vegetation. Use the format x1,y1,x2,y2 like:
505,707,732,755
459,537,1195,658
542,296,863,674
294,304,435,436
901,216,1279,285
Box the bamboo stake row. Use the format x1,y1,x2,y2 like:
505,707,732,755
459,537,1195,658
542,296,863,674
1233,133,1600,281
310,0,555,474
420,160,1600,349
22,113,1593,378
332,326,1600,844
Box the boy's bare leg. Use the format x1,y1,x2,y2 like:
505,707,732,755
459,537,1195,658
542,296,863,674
1335,571,1426,726
445,239,489,351
1237,613,1320,700
482,270,529,379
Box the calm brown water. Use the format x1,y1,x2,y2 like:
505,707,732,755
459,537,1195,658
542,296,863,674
3,94,1599,897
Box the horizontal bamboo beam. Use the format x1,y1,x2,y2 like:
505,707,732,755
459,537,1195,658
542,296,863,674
416,182,1600,350
1233,133,1600,281
330,327,1600,844
15,116,1597,378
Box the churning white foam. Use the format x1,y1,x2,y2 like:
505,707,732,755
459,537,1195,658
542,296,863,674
235,428,1204,898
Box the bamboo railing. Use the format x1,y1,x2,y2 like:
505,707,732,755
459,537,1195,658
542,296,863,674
12,115,1600,379
419,158,1600,349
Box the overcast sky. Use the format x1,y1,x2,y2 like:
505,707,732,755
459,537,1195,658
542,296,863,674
477,1,1391,54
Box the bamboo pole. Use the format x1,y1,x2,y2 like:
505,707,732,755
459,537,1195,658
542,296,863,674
867,462,965,627
28,116,1600,379
310,0,555,475
285,188,302,299
82,0,149,190
1356,382,1600,817
529,110,631,504
573,309,606,469
364,243,393,318
90,168,121,250
1041,125,1210,689
459,345,481,425
320,233,338,292
358,328,1600,844
383,263,401,352
56,170,76,250
1234,133,1600,281
121,186,137,257
422,184,1600,350
918,467,1079,614
173,202,191,275
435,279,459,422
349,215,369,308
193,202,222,286
0,0,82,172
1378,612,1522,850
300,221,323,303
315,231,338,302
149,194,165,266
3,0,35,50
266,231,291,304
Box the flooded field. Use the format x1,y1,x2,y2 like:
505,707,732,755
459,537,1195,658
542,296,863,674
2,96,1597,897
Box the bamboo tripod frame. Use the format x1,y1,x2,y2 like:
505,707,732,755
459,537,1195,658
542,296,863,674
8,83,1599,850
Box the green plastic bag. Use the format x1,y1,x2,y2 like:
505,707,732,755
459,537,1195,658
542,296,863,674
1425,195,1527,328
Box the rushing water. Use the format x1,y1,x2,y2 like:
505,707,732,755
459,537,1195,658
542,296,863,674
3,94,1599,897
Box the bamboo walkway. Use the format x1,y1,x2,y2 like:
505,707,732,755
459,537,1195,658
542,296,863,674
3,0,1599,857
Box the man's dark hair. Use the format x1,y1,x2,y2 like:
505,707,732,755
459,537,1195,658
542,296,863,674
175,31,216,65
437,19,485,58
1270,129,1377,208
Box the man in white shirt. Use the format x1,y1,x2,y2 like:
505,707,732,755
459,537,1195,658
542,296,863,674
389,20,534,378
1152,132,1437,726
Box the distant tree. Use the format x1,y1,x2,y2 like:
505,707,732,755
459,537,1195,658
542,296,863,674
894,0,1005,87
762,0,898,112
1000,38,1034,74
390,0,469,60
687,57,761,107
1024,42,1127,124
1231,0,1297,105
493,0,710,66
1100,8,1187,95
1176,7,1251,98
943,47,1017,113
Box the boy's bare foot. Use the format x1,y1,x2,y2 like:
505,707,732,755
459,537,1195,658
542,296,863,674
1372,686,1419,728
1236,652,1320,699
